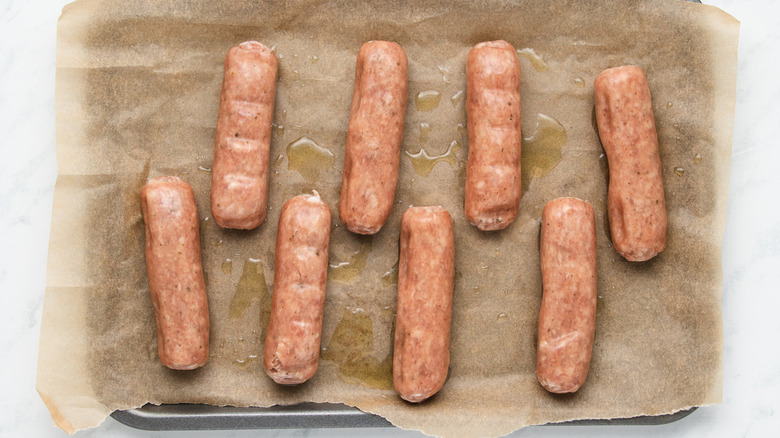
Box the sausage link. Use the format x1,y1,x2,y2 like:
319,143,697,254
537,197,597,393
594,65,667,261
465,40,523,231
339,41,408,235
141,176,210,370
211,41,278,230
264,192,332,384
393,206,455,402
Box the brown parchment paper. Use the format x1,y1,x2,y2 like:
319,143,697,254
37,0,739,435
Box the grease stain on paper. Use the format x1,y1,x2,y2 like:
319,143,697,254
522,113,567,191
329,241,373,283
406,140,461,177
322,308,393,390
229,260,270,324
287,137,334,183
415,90,442,112
516,48,549,72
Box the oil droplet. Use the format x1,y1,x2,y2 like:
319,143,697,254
272,153,284,169
230,260,270,321
198,165,212,172
516,48,549,72
497,313,508,322
438,65,451,83
457,123,467,138
674,166,685,176
521,114,567,191
406,140,461,177
574,77,585,88
599,152,609,183
666,101,673,108
694,153,703,165
382,262,398,286
221,259,233,275
419,122,432,145
281,110,287,122
329,241,373,283
311,55,319,63
233,354,259,369
451,90,464,107
322,309,393,390
287,137,335,183
273,124,284,137
415,90,442,112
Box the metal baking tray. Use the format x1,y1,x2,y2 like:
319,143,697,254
110,0,704,431
111,403,696,430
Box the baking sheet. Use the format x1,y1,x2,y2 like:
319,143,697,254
37,0,739,436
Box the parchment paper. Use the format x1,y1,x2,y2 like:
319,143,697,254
37,0,739,435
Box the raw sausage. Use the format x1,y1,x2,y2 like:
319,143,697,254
465,40,522,231
594,65,667,261
339,41,408,235
141,176,210,370
537,197,597,393
211,41,278,230
264,192,331,384
393,206,455,402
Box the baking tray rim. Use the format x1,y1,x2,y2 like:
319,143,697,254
111,402,697,431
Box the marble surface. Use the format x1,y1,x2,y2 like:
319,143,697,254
1,0,778,436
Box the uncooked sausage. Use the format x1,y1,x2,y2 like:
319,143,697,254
141,176,210,370
465,40,522,231
594,65,667,261
339,41,408,235
264,192,331,384
211,41,278,230
393,206,455,402
537,197,597,393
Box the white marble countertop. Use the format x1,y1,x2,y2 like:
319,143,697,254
2,0,778,436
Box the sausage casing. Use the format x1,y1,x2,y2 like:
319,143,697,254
537,197,597,393
594,65,667,261
141,176,209,370
465,40,522,231
393,206,455,402
264,193,331,384
339,41,408,235
211,41,278,230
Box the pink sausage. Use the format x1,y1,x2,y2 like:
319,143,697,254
264,193,331,384
339,41,408,235
211,41,278,230
537,197,597,393
594,65,667,261
393,206,455,402
465,40,523,231
141,176,210,370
